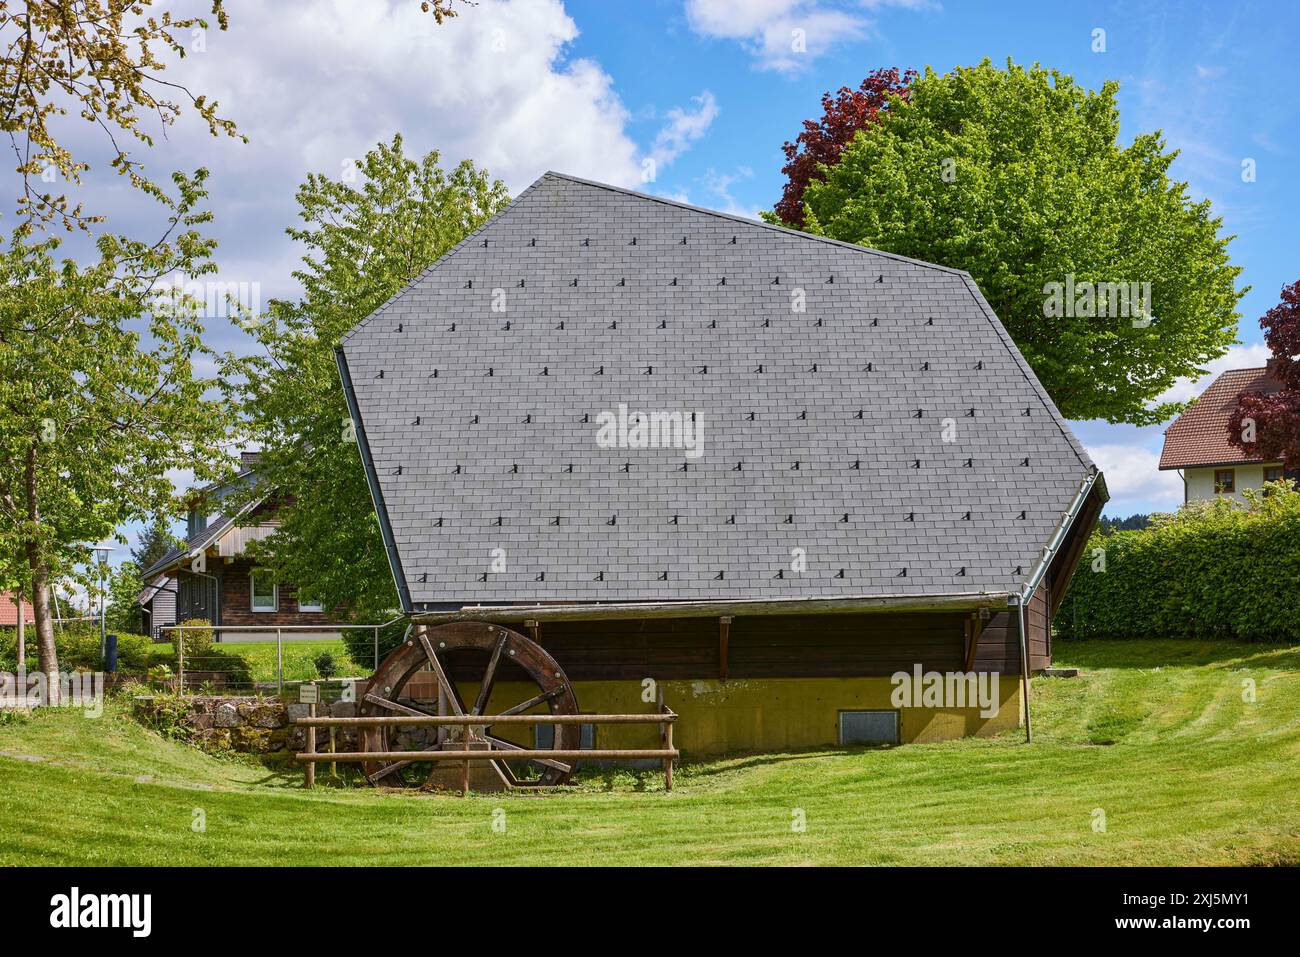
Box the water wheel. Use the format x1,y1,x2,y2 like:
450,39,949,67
358,621,580,789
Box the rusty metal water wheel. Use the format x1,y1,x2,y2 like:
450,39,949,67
358,621,580,789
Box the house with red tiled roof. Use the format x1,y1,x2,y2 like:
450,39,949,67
0,590,33,627
1159,365,1295,502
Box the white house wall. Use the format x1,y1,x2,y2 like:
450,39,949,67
1184,464,1280,504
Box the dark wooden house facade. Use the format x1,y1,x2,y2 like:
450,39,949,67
140,453,346,642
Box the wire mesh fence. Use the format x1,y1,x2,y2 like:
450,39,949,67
164,620,403,694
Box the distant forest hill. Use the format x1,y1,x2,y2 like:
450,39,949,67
1098,514,1152,533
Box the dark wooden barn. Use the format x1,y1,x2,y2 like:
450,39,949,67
335,172,1105,757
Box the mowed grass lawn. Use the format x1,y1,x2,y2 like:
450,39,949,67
218,639,363,683
1,640,1297,865
166,639,363,685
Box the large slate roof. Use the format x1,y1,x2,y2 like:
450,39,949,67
338,172,1097,611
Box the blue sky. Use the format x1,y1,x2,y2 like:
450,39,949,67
562,0,1297,518
68,0,1297,565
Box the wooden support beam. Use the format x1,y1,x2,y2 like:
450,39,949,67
964,611,985,672
662,706,674,792
718,615,733,681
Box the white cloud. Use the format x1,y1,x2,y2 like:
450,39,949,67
1086,443,1184,510
1153,343,1272,405
39,0,724,342
684,0,871,72
649,92,720,168
178,0,648,193
703,166,761,218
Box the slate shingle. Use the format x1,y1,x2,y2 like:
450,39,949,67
339,173,1097,608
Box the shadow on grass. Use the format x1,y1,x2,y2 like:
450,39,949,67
679,744,893,779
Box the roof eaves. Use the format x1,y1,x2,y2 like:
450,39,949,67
957,273,1095,474
138,499,263,578
411,591,1014,625
1158,456,1278,471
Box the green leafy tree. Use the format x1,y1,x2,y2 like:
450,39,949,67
0,171,235,700
787,59,1244,425
131,516,178,571
0,1,243,232
233,135,509,621
106,558,145,634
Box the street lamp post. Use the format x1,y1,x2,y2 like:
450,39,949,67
92,545,114,662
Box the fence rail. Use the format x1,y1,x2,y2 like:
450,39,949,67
161,619,403,692
295,706,678,794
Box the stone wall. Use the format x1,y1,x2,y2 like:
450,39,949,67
132,694,366,759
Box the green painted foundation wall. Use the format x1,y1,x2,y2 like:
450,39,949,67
475,676,1023,757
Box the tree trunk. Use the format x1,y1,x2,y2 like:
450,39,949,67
24,444,59,705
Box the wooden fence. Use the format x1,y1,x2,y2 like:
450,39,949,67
294,707,678,795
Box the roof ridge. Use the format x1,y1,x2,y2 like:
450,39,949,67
539,171,972,277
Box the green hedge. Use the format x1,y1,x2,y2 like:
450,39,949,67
1056,483,1300,641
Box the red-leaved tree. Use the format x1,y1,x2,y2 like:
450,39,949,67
773,67,916,227
1228,280,1300,467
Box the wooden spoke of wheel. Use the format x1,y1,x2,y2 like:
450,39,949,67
496,684,566,717
485,734,573,774
419,632,465,716
471,632,507,716
364,692,436,717
366,760,412,784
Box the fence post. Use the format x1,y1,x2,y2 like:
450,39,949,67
177,627,185,694
276,628,283,694
304,700,316,789
373,625,379,671
663,710,674,792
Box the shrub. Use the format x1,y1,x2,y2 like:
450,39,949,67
113,632,163,672
341,618,406,671
313,651,339,679
1057,482,1300,641
147,663,175,689
173,619,214,665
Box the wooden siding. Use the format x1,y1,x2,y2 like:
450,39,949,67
1047,482,1106,617
442,610,1030,683
216,556,342,629
216,523,279,557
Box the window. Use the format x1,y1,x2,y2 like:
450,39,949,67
297,589,323,613
1214,469,1235,494
535,723,595,749
838,711,900,746
249,570,278,612
1264,466,1284,484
